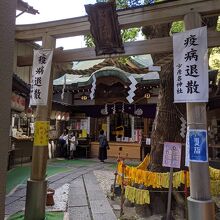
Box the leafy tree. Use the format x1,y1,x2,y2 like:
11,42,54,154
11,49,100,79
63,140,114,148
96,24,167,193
170,21,184,34
209,17,220,78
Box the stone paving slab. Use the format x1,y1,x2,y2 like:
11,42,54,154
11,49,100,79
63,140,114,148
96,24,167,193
5,161,109,219
49,181,65,189
5,196,20,205
68,206,91,220
48,172,73,183
69,177,83,188
5,200,25,215
84,172,117,220
92,213,118,220
87,189,106,201
68,177,88,207
89,199,112,214
11,188,26,197
18,196,26,201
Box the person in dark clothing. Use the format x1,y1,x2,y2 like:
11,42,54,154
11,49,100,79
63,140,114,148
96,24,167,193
98,129,108,162
59,129,69,158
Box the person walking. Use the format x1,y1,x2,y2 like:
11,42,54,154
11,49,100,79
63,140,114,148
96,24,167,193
98,129,108,162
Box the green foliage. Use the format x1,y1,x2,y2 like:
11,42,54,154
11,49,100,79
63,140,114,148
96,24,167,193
170,21,184,34
217,17,220,31
121,28,141,42
84,0,168,47
117,0,129,9
209,17,220,78
84,34,94,47
84,28,140,47
84,0,141,47
210,47,220,70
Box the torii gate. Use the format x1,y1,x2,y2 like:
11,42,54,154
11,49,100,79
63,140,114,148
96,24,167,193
1,0,220,220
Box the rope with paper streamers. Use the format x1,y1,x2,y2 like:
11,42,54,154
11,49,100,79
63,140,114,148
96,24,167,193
61,75,66,100
126,75,137,104
117,155,220,204
90,74,96,100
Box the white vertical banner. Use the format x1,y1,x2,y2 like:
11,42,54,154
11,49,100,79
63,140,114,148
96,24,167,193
30,49,53,106
173,26,208,103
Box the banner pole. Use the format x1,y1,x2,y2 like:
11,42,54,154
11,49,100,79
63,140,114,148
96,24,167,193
24,35,55,220
184,12,214,220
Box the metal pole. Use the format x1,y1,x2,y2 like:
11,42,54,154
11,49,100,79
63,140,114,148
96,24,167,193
24,35,55,220
184,12,215,220
0,1,16,219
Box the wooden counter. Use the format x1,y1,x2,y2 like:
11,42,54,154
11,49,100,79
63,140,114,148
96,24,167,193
91,142,141,159
11,137,33,164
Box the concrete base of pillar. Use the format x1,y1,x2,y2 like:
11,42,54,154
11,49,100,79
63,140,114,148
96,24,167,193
187,196,215,220
24,179,47,220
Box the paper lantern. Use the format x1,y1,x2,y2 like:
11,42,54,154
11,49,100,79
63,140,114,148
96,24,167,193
61,112,66,121
26,108,32,118
55,111,61,120
65,112,70,121
50,111,56,120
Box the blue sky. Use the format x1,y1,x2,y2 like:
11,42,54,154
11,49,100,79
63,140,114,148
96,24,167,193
16,0,96,49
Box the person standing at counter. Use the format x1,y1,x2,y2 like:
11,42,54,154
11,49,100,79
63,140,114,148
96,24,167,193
98,129,109,162
59,129,69,158
69,132,77,159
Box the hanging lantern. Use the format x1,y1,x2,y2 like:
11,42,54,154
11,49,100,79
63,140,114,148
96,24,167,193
61,112,66,121
144,93,151,99
50,111,56,120
81,94,88,101
65,112,70,121
56,111,61,120
26,108,32,118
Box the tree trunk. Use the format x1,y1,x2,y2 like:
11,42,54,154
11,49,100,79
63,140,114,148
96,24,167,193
142,23,184,171
137,23,185,217
149,61,184,171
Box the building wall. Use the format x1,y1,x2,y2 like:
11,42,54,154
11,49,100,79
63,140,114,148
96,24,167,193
53,92,73,105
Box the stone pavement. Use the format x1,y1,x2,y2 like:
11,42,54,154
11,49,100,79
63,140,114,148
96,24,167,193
68,172,116,220
5,161,117,220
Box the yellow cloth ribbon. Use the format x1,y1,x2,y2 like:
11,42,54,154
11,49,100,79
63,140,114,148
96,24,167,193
125,185,150,205
117,158,220,196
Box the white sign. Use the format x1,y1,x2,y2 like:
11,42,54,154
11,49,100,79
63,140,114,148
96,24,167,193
30,49,53,106
162,142,182,168
146,138,151,145
173,26,208,103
